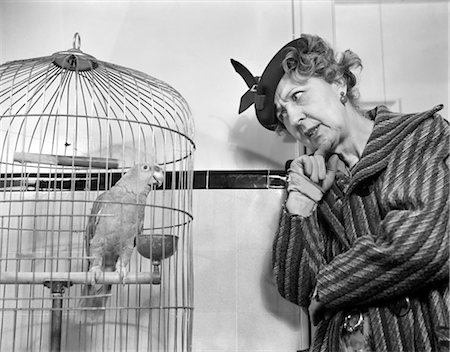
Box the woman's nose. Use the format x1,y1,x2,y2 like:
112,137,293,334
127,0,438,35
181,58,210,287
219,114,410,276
285,104,304,126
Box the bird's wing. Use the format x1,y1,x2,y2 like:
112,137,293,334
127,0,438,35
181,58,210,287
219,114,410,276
86,190,115,256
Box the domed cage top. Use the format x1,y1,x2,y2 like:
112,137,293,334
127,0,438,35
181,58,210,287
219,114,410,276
0,33,195,351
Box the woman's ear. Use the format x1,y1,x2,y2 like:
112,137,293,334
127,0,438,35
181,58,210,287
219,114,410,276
332,79,347,97
333,77,347,91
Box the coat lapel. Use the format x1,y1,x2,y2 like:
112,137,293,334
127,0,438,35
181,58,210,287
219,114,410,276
347,104,444,195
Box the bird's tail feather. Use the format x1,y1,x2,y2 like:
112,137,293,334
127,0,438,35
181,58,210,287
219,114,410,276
79,283,112,321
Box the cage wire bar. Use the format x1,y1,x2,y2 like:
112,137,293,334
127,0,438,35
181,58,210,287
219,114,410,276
0,33,195,351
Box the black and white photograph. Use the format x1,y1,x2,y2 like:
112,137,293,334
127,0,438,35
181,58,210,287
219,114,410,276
0,0,448,351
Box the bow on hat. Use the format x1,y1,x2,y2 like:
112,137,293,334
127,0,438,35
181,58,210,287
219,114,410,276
230,59,261,114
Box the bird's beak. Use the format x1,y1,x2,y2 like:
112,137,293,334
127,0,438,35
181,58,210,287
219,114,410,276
152,165,165,187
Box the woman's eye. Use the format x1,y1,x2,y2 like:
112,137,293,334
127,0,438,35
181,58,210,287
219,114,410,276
292,91,303,102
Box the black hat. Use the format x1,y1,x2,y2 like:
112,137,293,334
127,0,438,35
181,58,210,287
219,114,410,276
231,37,308,131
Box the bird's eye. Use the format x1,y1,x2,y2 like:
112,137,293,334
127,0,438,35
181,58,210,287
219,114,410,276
142,164,149,170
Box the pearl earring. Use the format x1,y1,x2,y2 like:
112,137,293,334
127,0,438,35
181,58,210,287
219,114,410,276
340,91,348,106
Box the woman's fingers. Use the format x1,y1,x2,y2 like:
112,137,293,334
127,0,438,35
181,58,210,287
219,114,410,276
314,139,332,159
290,154,326,184
286,173,323,202
302,157,312,179
321,154,339,192
287,153,340,204
315,154,326,181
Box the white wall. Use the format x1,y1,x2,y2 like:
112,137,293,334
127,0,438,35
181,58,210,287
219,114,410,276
192,189,302,351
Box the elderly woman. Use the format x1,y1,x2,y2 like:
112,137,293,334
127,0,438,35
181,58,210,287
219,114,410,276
232,34,448,352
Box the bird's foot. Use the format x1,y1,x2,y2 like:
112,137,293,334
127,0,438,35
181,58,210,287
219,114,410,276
89,265,103,285
115,263,128,285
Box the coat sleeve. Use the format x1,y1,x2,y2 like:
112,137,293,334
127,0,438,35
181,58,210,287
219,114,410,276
316,116,449,310
272,205,326,307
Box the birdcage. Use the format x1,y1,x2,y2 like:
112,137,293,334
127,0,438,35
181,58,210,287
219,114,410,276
0,33,195,351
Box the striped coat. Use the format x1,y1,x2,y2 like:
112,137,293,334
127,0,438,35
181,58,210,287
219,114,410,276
273,105,449,351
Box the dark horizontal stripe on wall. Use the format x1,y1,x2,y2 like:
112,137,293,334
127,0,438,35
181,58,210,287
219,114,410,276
0,170,287,191
202,170,286,189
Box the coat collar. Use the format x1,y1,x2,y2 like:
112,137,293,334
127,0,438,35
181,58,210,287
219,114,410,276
346,104,444,195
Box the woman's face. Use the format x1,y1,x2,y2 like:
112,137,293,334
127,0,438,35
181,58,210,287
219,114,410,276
274,73,348,154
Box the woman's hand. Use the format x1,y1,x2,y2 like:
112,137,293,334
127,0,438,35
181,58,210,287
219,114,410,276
288,149,339,194
285,150,338,216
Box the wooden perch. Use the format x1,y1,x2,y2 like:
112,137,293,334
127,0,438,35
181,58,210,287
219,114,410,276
14,152,120,169
0,271,160,285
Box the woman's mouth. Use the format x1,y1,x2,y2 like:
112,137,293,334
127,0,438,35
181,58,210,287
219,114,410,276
305,125,320,138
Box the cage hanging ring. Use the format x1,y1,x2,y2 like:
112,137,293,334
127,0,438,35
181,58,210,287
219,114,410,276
73,32,81,50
